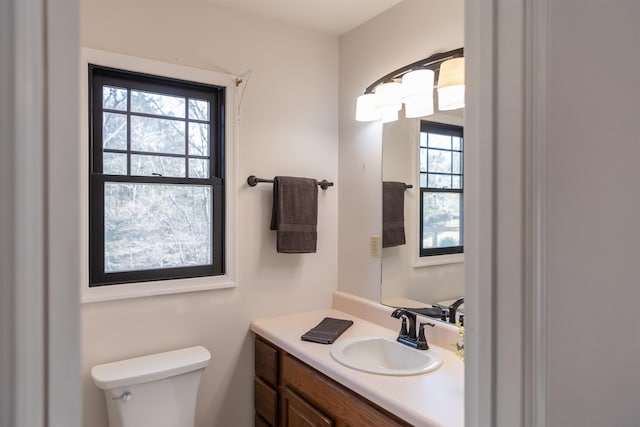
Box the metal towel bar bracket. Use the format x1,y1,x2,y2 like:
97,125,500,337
247,175,334,190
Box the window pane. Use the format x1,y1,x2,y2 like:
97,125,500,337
419,131,428,148
188,123,209,156
189,158,209,178
419,173,427,188
428,148,452,173
189,99,209,121
419,147,427,173
131,154,185,178
427,133,451,149
103,152,127,175
104,182,212,273
428,174,451,188
103,112,127,150
131,90,185,118
452,176,462,189
452,136,462,151
422,192,462,249
452,151,461,174
130,116,185,154
103,86,127,111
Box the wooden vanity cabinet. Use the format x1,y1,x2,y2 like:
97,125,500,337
254,335,412,427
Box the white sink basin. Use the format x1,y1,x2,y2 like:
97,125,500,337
330,336,443,376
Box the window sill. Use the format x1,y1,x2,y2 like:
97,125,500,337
413,253,464,268
81,274,236,304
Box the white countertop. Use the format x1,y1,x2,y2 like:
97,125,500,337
250,308,464,427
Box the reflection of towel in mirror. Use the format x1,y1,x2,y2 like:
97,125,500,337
270,176,318,253
382,181,406,248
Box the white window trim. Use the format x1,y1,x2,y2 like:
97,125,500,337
80,48,238,303
413,253,464,268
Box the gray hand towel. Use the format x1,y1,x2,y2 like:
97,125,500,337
382,181,406,248
301,317,354,344
270,176,318,253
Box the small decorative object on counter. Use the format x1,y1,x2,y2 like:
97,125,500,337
452,321,464,361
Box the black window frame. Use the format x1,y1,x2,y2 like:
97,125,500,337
419,120,464,257
88,65,225,287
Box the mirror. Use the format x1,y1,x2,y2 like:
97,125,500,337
381,109,464,314
381,92,465,320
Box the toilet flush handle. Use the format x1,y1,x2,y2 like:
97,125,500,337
112,391,132,402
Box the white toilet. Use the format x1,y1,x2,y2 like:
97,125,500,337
91,346,211,427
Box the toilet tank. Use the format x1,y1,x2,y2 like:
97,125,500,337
91,346,211,427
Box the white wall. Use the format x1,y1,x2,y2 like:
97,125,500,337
80,3,338,426
338,0,464,301
544,1,640,425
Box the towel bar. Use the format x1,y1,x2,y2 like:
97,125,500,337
247,175,334,190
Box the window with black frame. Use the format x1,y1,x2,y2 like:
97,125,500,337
419,120,463,257
89,65,225,286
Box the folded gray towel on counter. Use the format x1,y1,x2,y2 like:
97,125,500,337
270,176,318,253
301,317,354,344
382,181,406,247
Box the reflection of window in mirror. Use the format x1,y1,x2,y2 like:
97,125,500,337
419,121,463,257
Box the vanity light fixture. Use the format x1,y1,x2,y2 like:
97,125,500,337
355,48,464,123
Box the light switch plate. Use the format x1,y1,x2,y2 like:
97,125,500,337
370,235,381,258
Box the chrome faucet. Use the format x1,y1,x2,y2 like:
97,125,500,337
448,297,464,324
391,308,434,350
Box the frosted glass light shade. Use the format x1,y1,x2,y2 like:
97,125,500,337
438,85,465,111
402,69,435,118
374,82,402,112
438,57,465,88
404,95,434,118
355,93,380,121
402,69,434,100
437,57,465,111
381,109,399,123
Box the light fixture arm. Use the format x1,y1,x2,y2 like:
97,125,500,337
364,47,464,94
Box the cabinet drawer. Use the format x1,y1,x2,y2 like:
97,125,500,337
255,337,279,387
254,377,278,426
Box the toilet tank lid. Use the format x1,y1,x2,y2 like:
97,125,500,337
91,346,211,390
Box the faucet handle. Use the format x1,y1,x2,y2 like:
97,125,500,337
399,317,409,338
416,322,435,350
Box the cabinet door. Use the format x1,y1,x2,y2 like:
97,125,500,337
282,386,334,427
281,354,408,427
